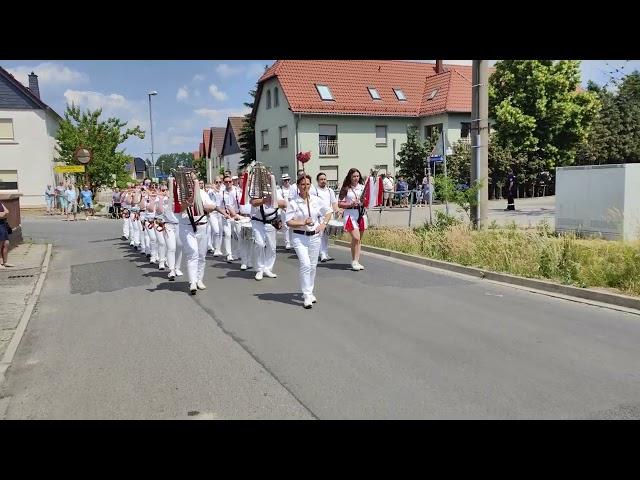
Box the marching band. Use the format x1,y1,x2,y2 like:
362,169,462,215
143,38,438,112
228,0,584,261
116,163,381,308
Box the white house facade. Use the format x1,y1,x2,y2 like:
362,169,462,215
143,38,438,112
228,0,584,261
0,67,62,207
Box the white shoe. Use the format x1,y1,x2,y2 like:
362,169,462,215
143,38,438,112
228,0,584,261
189,283,197,295
310,294,317,304
168,271,175,281
263,269,277,278
356,262,364,270
285,243,291,250
351,261,363,271
176,269,184,277
255,271,263,281
213,250,223,257
150,257,158,264
197,281,206,290
303,295,313,309
226,255,234,263
208,248,214,253
240,264,247,271
158,261,165,270
320,255,328,263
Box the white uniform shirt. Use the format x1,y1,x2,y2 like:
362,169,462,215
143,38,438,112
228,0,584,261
340,183,365,222
162,195,179,224
180,190,215,224
251,190,284,220
285,195,330,233
220,187,241,214
310,185,337,211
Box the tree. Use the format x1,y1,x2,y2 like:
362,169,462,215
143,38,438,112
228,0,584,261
192,154,206,181
489,60,600,195
577,72,640,165
56,104,145,189
395,127,439,183
155,152,194,175
238,87,257,171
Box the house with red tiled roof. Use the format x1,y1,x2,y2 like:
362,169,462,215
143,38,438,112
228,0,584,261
254,60,484,187
221,117,247,174
204,127,226,181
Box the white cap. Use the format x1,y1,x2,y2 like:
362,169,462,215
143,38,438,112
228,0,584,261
281,173,291,180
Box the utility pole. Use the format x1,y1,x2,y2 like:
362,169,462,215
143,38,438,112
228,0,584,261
470,60,489,228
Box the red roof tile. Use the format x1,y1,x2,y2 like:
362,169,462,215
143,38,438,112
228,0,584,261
228,117,246,139
202,129,212,158
211,127,226,155
257,60,485,117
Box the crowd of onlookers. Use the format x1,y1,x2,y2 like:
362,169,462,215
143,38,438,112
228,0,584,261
380,172,435,208
44,181,95,221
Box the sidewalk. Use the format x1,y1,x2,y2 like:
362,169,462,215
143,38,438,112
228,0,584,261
0,243,49,360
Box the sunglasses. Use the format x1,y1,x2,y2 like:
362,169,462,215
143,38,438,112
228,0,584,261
224,181,232,184
215,181,222,184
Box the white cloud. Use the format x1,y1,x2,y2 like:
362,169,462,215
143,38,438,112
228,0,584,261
63,89,149,131
176,86,189,101
193,74,205,82
7,62,88,87
216,63,244,79
208,84,228,101
194,107,250,126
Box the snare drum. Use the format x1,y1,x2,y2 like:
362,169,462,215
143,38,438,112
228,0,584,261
241,224,255,241
325,219,345,237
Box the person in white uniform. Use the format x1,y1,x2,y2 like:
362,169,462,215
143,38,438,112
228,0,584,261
277,173,296,249
219,175,247,264
310,172,338,262
164,177,184,281
286,174,332,309
121,187,131,241
250,184,286,281
337,168,366,271
178,176,216,295
154,186,168,271
130,185,143,251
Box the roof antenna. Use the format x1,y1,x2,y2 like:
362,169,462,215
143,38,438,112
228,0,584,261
378,66,381,72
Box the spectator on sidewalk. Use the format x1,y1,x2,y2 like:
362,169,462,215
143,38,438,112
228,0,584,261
396,176,409,208
55,181,67,215
44,184,55,215
382,173,394,208
65,184,78,221
112,188,122,218
81,185,94,220
0,201,14,267
422,173,433,206
506,168,516,211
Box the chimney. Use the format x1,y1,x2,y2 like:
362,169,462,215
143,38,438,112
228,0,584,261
28,72,40,99
435,60,444,74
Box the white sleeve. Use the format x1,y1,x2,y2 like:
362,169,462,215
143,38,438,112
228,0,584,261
329,188,337,204
285,201,297,223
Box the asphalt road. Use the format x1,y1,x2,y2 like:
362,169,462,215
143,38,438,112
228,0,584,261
2,216,639,419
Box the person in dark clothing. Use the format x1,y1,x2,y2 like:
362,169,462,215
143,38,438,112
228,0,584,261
505,168,516,211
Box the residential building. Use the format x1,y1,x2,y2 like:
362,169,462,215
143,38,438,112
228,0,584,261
221,116,247,175
254,60,484,188
0,67,63,207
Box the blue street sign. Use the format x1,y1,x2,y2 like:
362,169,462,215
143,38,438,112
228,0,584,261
430,155,444,163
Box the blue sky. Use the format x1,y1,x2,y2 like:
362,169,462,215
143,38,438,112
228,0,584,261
1,60,638,162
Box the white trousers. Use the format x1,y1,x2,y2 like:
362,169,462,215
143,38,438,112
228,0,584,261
320,230,329,258
292,232,321,296
281,211,292,246
146,221,158,260
252,221,276,272
208,212,221,251
179,222,208,284
132,216,141,246
122,215,130,238
156,225,167,262
164,223,182,272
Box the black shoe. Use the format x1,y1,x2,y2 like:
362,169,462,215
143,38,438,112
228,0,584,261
169,276,175,281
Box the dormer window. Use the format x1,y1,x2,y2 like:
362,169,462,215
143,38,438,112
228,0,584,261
427,89,438,101
368,87,381,100
394,88,407,101
316,84,334,101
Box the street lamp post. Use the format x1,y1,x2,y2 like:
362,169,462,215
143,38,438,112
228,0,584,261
148,90,158,179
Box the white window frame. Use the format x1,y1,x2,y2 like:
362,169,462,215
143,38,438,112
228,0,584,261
279,125,288,148
320,165,339,190
375,125,388,146
261,129,269,151
394,88,407,101
0,118,15,141
368,87,381,100
315,84,334,101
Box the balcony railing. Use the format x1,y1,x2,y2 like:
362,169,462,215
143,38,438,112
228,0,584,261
319,139,338,156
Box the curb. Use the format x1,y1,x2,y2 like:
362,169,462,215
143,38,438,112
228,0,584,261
0,243,53,386
332,239,640,313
